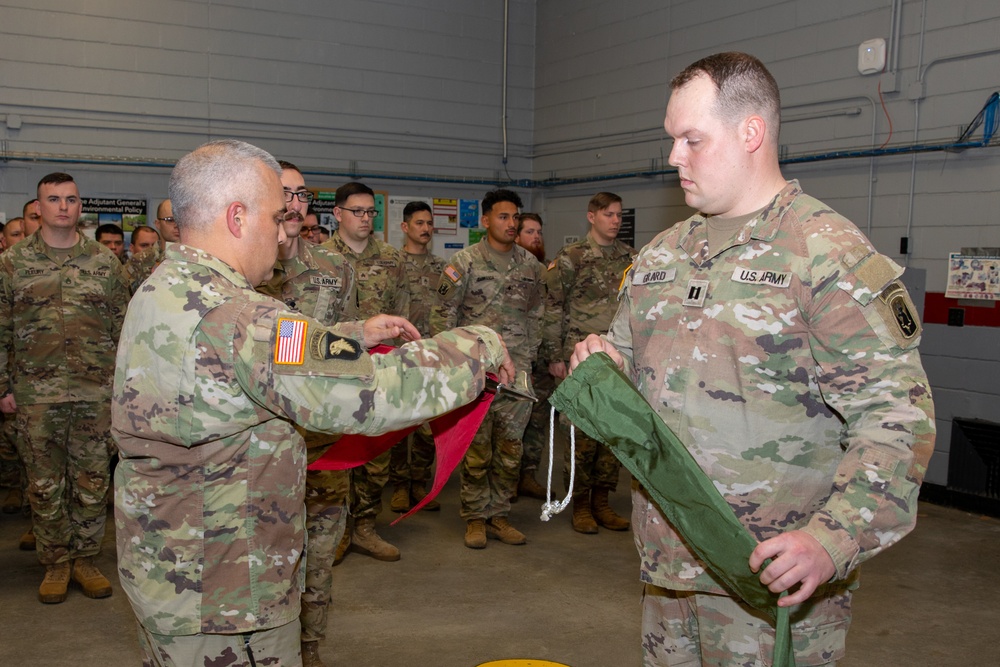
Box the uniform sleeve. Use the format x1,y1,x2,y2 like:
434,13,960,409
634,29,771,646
539,257,565,363
800,250,935,579
525,262,545,363
337,260,359,321
604,260,636,379
106,260,131,345
236,303,505,437
430,257,465,335
0,259,12,394
391,260,411,319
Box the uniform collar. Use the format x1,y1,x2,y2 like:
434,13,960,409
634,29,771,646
165,243,254,290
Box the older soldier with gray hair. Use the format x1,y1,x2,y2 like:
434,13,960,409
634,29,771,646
571,52,935,666
112,139,514,666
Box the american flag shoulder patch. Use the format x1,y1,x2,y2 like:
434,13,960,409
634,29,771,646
444,265,462,283
274,317,308,365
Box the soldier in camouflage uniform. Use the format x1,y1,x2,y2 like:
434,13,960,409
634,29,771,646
113,140,514,667
389,201,446,513
124,199,178,294
571,53,935,666
1,172,129,604
1,218,27,517
257,161,358,667
432,189,545,549
513,212,553,502
322,181,411,562
542,193,635,534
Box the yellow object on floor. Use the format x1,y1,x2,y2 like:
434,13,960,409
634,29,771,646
476,661,572,667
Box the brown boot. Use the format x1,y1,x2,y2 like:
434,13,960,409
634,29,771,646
72,557,113,598
301,641,326,667
350,517,400,561
410,482,440,511
464,518,486,549
333,528,351,566
19,527,36,551
390,483,411,513
2,487,22,514
485,516,526,545
517,471,547,500
39,562,71,604
572,492,598,534
591,487,630,531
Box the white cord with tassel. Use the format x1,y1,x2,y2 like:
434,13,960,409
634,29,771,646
540,405,574,521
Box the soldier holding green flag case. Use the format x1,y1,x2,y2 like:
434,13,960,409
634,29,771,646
567,52,935,667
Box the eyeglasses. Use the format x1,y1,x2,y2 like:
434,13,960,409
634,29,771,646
284,190,315,203
300,225,320,234
156,217,176,223
339,207,378,219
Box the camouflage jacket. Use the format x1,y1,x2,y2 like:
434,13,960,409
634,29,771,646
112,244,507,636
401,250,445,338
257,240,359,334
607,181,935,594
123,243,165,295
256,240,361,451
431,239,544,371
0,232,129,404
541,232,634,362
323,233,409,319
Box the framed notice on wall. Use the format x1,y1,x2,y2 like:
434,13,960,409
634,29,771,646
946,251,1000,301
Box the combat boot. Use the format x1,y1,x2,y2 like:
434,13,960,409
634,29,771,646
390,483,411,513
571,491,598,534
38,561,71,604
517,471,547,500
411,482,440,511
19,527,35,551
301,641,326,667
485,516,527,545
72,556,113,598
592,487,630,531
333,528,351,566
464,518,487,549
2,487,22,514
350,517,400,561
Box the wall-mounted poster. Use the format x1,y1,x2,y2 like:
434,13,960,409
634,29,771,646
459,199,480,228
79,197,148,233
946,252,1000,300
433,198,458,235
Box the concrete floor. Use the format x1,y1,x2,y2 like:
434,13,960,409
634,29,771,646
1,472,998,666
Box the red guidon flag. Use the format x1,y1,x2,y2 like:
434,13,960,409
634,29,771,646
308,344,496,524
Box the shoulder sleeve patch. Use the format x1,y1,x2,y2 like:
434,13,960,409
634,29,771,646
854,253,900,294
547,260,557,271
309,331,363,361
444,264,462,283
274,317,308,365
872,280,922,349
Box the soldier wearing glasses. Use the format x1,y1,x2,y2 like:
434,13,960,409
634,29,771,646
322,181,410,562
124,199,179,294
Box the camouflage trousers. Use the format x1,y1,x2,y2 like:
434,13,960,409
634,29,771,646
641,584,851,667
520,366,556,473
16,401,111,565
561,415,622,493
350,449,390,519
137,619,300,667
0,412,24,489
388,423,435,486
459,394,530,521
301,446,350,643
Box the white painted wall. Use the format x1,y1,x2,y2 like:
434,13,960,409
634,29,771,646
0,0,537,216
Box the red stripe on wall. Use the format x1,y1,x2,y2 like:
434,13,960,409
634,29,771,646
923,292,1000,327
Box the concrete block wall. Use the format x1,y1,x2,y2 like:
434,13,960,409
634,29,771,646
532,0,1000,485
0,0,537,213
